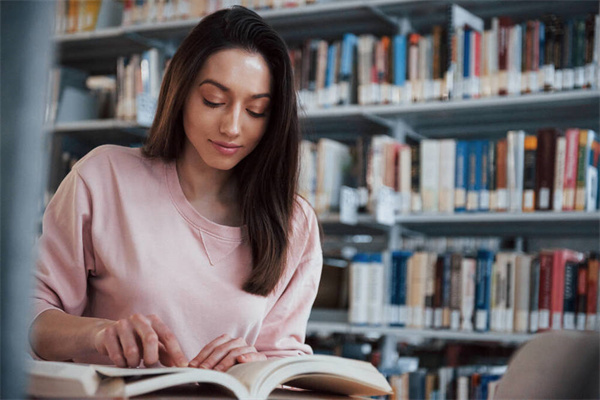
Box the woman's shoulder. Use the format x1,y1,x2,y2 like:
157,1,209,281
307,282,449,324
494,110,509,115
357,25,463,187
291,195,320,236
72,145,158,179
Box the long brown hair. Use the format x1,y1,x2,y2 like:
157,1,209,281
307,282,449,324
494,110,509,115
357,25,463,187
142,6,299,296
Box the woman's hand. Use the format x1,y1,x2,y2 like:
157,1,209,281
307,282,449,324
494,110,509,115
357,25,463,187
188,334,266,371
93,313,188,368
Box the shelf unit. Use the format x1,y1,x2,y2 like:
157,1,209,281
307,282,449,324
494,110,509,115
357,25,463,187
52,0,600,349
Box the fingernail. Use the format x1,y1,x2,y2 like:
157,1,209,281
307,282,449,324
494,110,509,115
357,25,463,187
239,355,246,361
189,361,198,368
178,360,188,368
199,364,209,369
215,365,224,372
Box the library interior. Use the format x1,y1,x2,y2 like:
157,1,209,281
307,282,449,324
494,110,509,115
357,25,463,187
2,0,600,399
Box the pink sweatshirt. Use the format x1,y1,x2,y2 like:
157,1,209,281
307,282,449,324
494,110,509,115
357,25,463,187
32,145,322,364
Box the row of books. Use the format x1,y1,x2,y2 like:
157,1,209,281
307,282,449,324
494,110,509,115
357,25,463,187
348,249,600,334
55,0,321,33
299,127,600,218
291,7,599,109
388,365,506,400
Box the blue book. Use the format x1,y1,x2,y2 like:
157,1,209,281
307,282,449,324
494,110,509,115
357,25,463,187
466,140,483,212
454,141,469,212
475,249,495,332
393,35,407,87
479,374,502,400
479,140,490,211
391,251,412,327
324,42,338,107
463,28,471,99
339,33,357,105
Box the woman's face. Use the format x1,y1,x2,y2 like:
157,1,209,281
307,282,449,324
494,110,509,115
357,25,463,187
182,48,272,171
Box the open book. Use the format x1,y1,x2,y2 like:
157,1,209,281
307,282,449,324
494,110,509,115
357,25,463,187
27,354,392,399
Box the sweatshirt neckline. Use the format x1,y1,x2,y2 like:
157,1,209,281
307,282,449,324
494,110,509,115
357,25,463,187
165,160,246,242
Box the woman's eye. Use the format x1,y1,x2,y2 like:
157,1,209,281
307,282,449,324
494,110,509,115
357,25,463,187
247,109,266,118
203,98,223,108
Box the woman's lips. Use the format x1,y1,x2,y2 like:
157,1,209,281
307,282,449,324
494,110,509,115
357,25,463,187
211,140,241,155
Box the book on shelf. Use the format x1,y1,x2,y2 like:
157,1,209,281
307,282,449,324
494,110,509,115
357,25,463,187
27,355,392,399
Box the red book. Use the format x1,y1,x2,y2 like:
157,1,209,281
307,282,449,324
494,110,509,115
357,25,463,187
497,17,512,96
587,253,599,330
473,31,481,98
550,249,584,330
538,250,554,331
562,128,580,211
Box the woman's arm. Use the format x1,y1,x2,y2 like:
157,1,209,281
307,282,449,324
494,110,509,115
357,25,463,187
29,309,111,362
30,309,189,367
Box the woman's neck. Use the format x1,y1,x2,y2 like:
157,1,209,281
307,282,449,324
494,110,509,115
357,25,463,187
176,143,237,206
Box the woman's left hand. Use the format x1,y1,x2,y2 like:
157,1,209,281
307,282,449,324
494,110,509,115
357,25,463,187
188,334,267,371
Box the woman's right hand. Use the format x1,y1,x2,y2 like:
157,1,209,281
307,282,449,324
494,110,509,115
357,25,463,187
93,313,188,368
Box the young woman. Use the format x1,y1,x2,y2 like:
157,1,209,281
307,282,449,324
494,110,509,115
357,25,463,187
29,6,322,372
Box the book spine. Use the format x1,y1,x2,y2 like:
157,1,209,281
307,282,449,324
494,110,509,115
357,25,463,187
553,136,567,211
507,131,525,212
393,251,412,327
586,254,599,330
349,254,370,325
466,140,483,212
411,143,422,213
368,253,385,326
576,261,588,330
529,257,541,332
551,250,584,330
421,140,440,213
575,129,591,210
514,254,532,333
450,253,463,330
505,255,516,332
562,259,579,330
538,250,554,331
461,257,476,331
454,141,469,212
563,128,580,210
399,145,412,214
393,35,407,104
475,250,494,332
441,253,452,329
535,128,557,210
424,253,436,329
522,135,537,212
434,255,445,329
439,139,456,213
498,17,512,95
463,28,471,99
586,134,599,211
488,140,497,211
496,139,508,211
479,140,490,211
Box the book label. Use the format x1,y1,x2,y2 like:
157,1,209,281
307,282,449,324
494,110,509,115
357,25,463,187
450,310,460,330
552,311,562,330
586,314,597,331
340,186,359,225
424,308,433,328
563,313,575,330
455,188,466,209
523,190,534,210
399,305,408,326
576,314,586,331
475,310,488,331
555,70,563,91
434,309,443,329
479,190,490,211
412,306,424,328
376,186,396,226
528,71,539,93
496,189,508,210
505,309,514,332
516,310,528,333
530,310,539,333
563,69,575,90
539,188,550,209
538,310,550,330
391,85,401,104
433,80,442,100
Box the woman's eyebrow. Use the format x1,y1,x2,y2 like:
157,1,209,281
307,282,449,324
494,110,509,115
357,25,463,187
199,78,271,99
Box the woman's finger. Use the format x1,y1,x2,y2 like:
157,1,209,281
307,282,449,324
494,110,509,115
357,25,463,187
213,346,260,371
102,325,127,368
130,314,160,366
115,319,141,367
188,334,233,368
236,351,267,364
148,314,188,368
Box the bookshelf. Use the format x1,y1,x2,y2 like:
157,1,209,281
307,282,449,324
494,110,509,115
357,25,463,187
50,0,600,371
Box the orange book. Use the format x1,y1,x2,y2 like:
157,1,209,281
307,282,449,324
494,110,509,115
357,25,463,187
523,135,538,212
495,139,508,211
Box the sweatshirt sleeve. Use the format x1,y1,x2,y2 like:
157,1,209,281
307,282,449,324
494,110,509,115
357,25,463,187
31,168,96,327
254,200,323,358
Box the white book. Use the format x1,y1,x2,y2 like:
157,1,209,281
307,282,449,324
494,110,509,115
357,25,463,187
553,136,567,211
513,254,532,333
439,139,457,213
27,356,392,399
507,130,525,212
367,257,386,325
460,257,476,331
315,139,351,215
349,258,370,325
420,140,440,212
